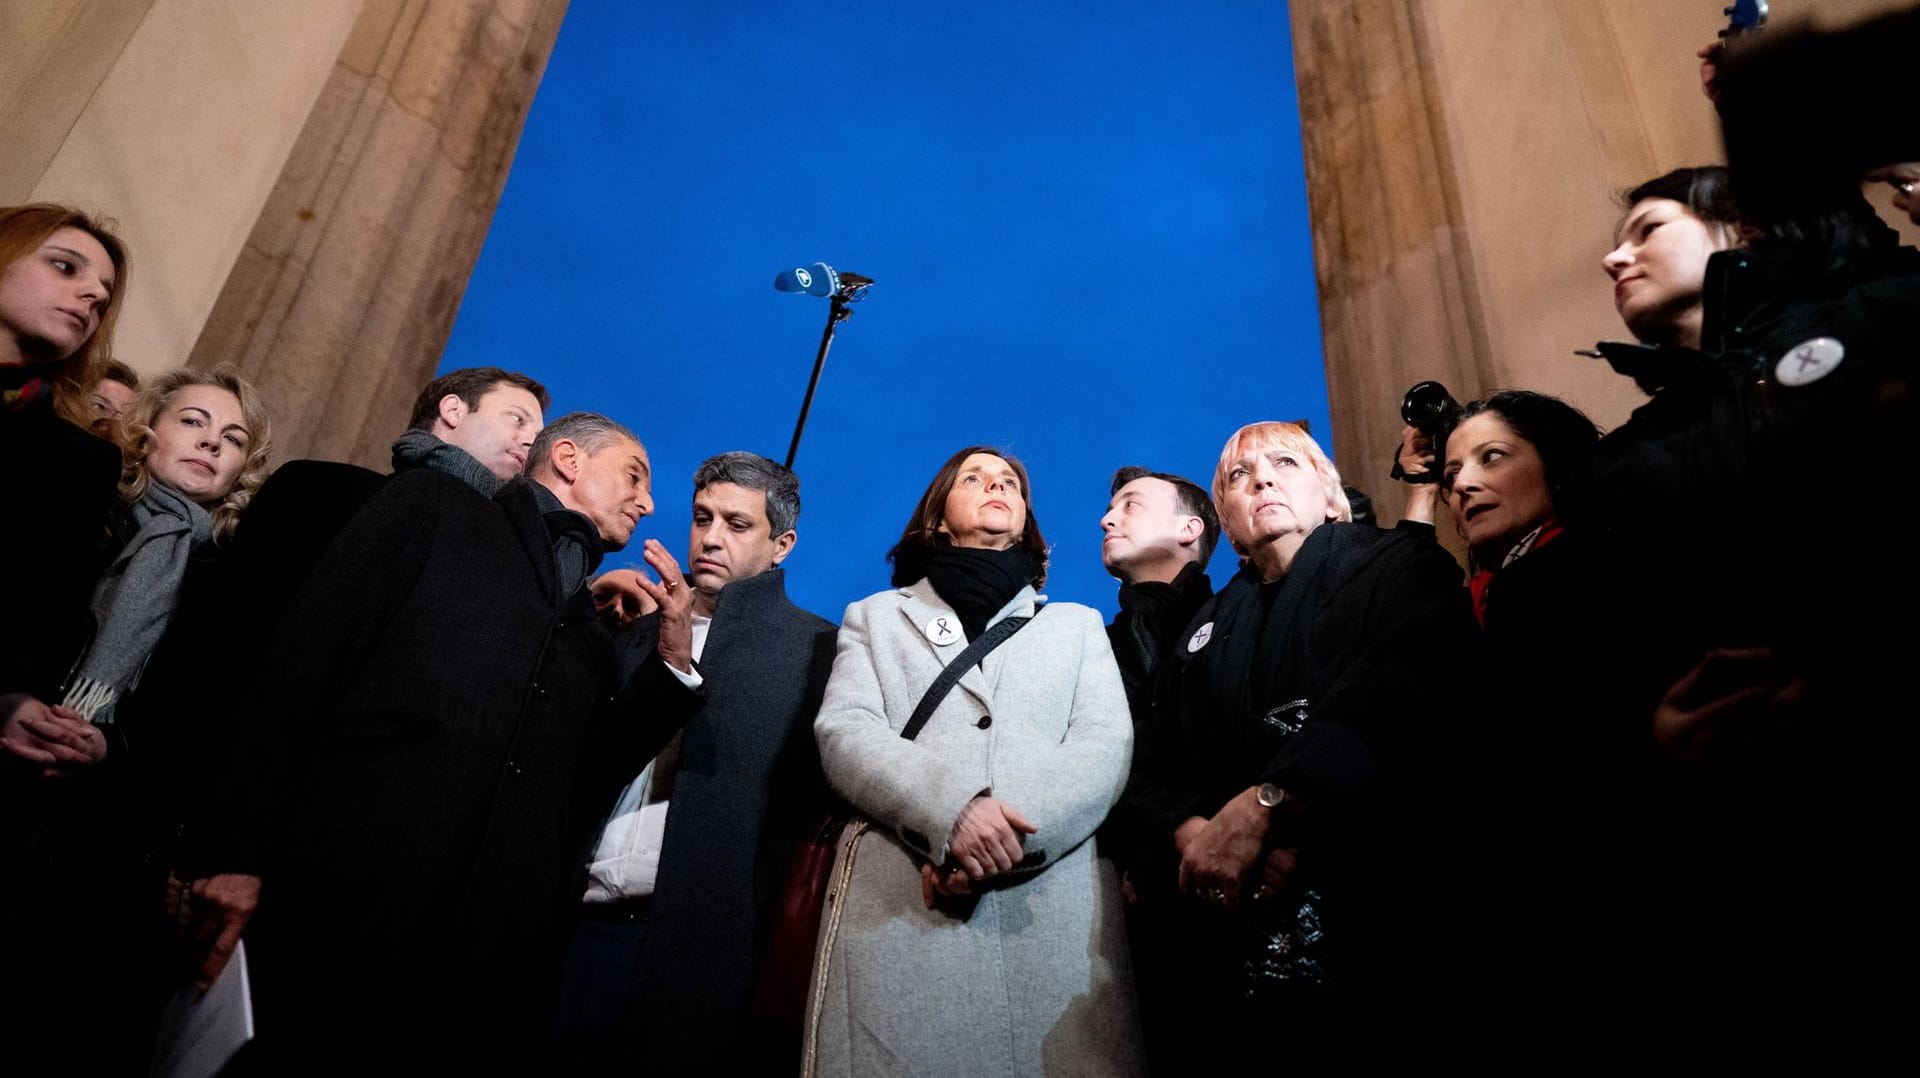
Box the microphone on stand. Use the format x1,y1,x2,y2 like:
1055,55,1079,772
771,262,875,469
774,262,839,297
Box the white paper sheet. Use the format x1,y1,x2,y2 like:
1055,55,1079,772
148,939,255,1078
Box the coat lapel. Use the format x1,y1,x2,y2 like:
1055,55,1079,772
896,579,1036,713
496,478,562,605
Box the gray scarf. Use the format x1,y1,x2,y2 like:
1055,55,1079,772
391,428,501,495
62,482,214,723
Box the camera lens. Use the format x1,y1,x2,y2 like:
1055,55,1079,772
1401,381,1456,427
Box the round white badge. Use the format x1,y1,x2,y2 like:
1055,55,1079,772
924,616,960,646
1774,337,1845,387
1187,621,1214,653
794,267,813,289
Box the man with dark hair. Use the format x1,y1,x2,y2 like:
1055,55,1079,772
222,364,549,623
185,412,687,1071
556,451,837,1072
398,365,551,483
1096,465,1217,1073
1099,466,1218,718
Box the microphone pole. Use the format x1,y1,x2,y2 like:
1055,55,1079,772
786,291,852,470
774,264,872,470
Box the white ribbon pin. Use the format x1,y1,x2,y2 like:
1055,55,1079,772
1187,621,1214,653
924,616,960,646
1775,337,1845,387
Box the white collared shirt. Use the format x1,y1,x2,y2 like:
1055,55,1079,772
582,613,709,903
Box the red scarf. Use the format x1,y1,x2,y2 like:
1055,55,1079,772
1468,518,1564,628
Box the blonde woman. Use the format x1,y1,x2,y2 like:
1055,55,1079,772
1128,421,1472,1057
1,365,270,1074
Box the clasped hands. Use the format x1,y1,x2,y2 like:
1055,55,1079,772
920,795,1036,909
0,693,107,776
1174,784,1299,910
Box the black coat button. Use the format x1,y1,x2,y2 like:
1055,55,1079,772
976,716,992,729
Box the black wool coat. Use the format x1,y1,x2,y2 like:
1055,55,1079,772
0,397,119,700
226,470,677,1065
585,567,838,1069
1102,560,1213,874
1130,523,1474,1001
208,458,389,683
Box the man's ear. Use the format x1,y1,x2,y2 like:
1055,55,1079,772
547,438,581,484
1175,514,1204,551
771,529,797,565
435,393,468,433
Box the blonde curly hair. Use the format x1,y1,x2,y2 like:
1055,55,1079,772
116,365,272,542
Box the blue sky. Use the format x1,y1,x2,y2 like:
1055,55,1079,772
443,3,1325,621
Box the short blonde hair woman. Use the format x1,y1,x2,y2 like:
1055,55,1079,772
1115,420,1473,1060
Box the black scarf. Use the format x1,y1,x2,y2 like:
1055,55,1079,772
1195,524,1338,733
1112,560,1214,700
529,481,605,599
917,545,1036,642
1116,559,1212,626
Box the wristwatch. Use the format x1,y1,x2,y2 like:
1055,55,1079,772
1257,783,1287,810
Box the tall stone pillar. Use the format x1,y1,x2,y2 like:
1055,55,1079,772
3,0,365,372
1290,0,1919,507
187,0,570,468
1289,0,1499,508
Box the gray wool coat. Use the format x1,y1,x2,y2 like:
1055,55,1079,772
803,580,1145,1078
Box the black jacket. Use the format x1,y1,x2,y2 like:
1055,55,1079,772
1590,243,1920,702
1131,523,1472,995
0,394,119,700
222,470,677,1065
590,568,837,1068
1106,561,1213,725
1587,240,1920,1025
1102,561,1212,873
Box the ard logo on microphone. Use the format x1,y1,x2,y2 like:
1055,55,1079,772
794,267,812,289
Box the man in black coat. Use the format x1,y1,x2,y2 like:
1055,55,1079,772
555,451,837,1073
187,412,688,1071
211,365,550,675
1093,465,1217,1073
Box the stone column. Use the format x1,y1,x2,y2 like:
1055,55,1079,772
187,0,570,468
1289,0,1498,509
4,0,364,371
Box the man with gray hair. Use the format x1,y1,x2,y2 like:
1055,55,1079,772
185,412,692,1071
556,451,838,1072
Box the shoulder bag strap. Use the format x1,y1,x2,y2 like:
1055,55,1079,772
899,604,1043,742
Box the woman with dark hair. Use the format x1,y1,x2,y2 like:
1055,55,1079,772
1592,164,1915,695
1125,421,1470,1056
803,446,1143,1077
1436,393,1628,994
1439,391,1599,625
1592,163,1918,1033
